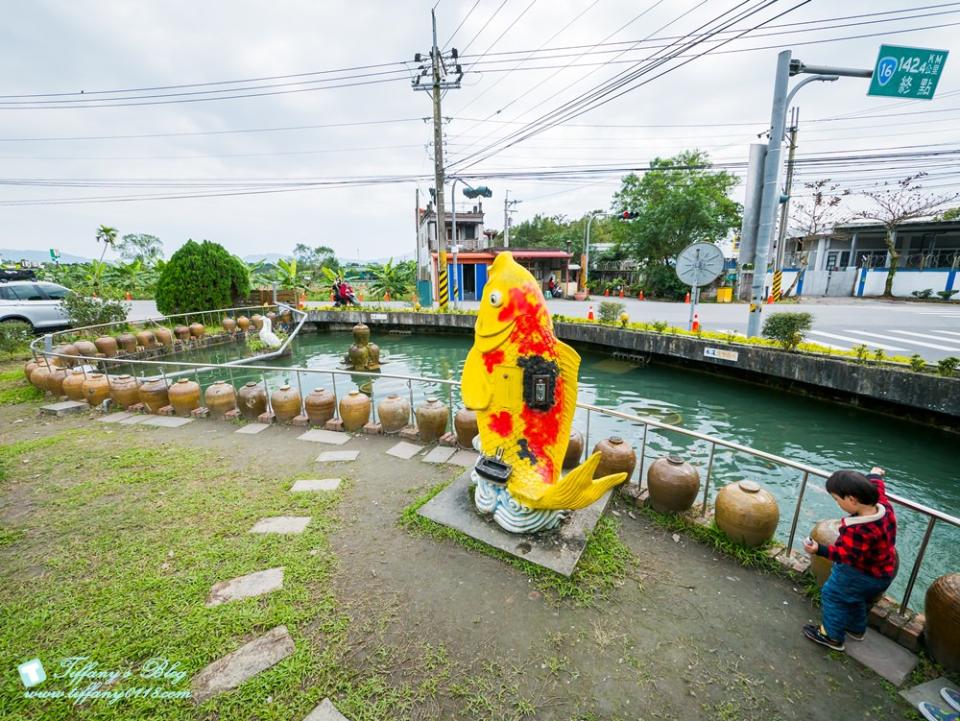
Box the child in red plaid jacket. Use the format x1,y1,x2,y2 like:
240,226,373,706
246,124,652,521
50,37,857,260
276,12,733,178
802,467,897,651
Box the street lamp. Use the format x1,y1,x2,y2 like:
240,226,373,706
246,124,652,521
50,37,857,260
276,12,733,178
449,178,492,308
582,211,610,293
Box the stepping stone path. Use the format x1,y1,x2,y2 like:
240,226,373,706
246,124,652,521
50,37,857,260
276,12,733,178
291,479,342,493
142,416,193,428
304,698,352,721
249,517,311,534
118,414,148,425
191,625,295,704
235,423,271,434
98,411,135,423
845,628,917,686
422,446,456,464
297,429,350,445
385,441,423,460
316,450,359,463
40,400,88,416
448,450,479,468
205,568,284,607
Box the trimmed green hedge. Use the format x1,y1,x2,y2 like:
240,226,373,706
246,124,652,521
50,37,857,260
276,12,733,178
155,240,250,315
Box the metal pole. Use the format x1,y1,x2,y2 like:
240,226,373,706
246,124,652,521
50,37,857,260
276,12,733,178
431,10,448,309
451,178,459,308
407,378,416,428
295,369,305,416
747,50,791,338
785,471,810,554
504,190,510,248
775,106,799,272
637,423,649,486
700,443,716,515
262,374,273,415
583,214,594,292
737,143,768,301
900,517,936,614
330,372,339,418
584,408,591,457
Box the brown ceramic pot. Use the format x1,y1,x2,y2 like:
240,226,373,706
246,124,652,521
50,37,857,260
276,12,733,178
454,408,479,448
138,377,169,413
110,374,141,409
168,378,201,417
116,333,138,353
82,373,111,407
45,367,69,396
251,314,264,330
593,436,636,480
24,359,39,383
340,390,371,431
205,380,237,418
266,311,278,328
415,397,448,442
808,519,842,588
174,325,191,341
647,455,701,513
237,382,267,420
367,341,381,368
236,315,251,332
30,363,52,390
925,573,960,672
189,322,205,338
352,323,371,344
271,383,301,422
378,394,410,434
51,344,79,367
95,336,119,357
136,329,157,349
154,327,174,348
304,387,336,426
715,480,780,548
222,317,237,333
564,429,584,468
62,369,86,401
73,340,98,358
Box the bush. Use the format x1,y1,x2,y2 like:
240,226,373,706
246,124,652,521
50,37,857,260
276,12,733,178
909,354,927,373
598,301,625,324
937,356,959,377
59,293,129,328
155,240,250,315
936,289,959,301
0,320,33,353
642,263,689,300
911,288,934,299
761,312,813,351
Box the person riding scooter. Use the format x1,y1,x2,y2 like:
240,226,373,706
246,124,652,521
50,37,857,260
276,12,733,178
333,276,360,307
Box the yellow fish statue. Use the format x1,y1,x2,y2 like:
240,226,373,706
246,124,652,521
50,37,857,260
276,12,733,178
461,252,627,532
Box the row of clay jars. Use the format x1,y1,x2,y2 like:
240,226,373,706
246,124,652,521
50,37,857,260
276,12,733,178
340,390,370,431
715,480,779,548
238,382,267,420
647,455,701,513
222,318,237,333
271,384,301,422
82,373,111,406
454,408,478,447
109,375,140,408
73,340,98,358
139,377,170,413
236,316,251,331
169,378,201,417
305,387,336,426
416,397,447,442
926,572,960,672
378,394,410,433
205,380,237,418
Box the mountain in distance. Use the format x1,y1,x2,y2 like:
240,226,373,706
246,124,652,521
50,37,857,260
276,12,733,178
0,248,91,264
242,252,291,264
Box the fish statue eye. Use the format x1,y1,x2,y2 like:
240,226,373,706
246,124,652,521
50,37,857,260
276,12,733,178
488,290,503,307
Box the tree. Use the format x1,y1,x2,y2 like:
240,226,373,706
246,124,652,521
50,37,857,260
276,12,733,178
93,224,118,293
293,244,340,274
856,173,959,296
368,258,415,300
783,179,849,296
611,150,740,298
935,206,960,221
274,258,308,291
155,240,250,314
118,233,163,263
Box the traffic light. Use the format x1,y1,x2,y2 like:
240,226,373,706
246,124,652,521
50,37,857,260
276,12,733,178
463,185,493,199
621,210,639,220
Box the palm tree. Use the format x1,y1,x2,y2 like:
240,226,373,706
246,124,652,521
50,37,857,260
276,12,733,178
93,225,118,294
368,259,413,300
274,258,308,291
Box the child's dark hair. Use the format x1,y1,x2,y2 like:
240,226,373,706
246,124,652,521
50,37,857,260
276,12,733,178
826,470,879,505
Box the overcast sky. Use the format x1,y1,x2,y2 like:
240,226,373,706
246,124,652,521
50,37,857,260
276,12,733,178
1,0,956,262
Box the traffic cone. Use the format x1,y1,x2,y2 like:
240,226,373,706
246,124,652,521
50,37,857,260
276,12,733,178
766,293,774,305
692,313,700,332
604,288,610,297
384,290,391,302
124,291,132,300
587,305,595,321
684,291,691,304
618,288,624,298
638,290,645,301
358,289,364,302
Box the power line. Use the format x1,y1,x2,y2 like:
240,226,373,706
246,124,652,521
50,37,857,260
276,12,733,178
459,0,510,55
442,0,481,50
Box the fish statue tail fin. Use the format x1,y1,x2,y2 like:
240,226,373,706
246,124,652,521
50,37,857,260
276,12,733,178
526,452,627,511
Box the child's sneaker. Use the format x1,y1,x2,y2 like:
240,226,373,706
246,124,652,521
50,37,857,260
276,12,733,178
846,629,866,641
803,624,845,651
942,688,960,712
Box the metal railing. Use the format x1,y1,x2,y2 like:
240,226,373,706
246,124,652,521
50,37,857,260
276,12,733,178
27,338,958,614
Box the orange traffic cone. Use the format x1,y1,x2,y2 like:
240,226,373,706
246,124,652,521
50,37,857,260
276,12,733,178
692,313,701,332
766,294,774,304
299,292,307,309
618,288,624,298
384,291,391,302
638,290,645,301
604,288,610,297
684,291,691,304
358,289,364,302
124,291,132,300
587,305,595,321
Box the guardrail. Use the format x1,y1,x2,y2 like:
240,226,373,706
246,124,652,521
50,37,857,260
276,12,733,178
26,343,957,614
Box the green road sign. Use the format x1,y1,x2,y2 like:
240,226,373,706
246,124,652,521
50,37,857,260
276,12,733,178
49,248,60,260
868,44,948,100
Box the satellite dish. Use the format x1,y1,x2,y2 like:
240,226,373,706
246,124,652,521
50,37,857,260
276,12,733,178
675,242,725,287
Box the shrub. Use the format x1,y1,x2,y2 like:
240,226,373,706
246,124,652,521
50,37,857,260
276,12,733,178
761,312,813,351
651,320,668,333
853,344,869,364
911,288,934,299
0,320,33,353
909,354,927,373
937,356,959,377
643,264,689,300
155,240,250,315
936,289,958,301
58,293,129,328
598,301,625,324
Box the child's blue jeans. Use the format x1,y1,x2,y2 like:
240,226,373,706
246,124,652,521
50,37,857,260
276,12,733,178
821,563,890,642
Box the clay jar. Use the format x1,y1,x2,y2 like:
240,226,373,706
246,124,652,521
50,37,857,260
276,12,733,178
116,332,138,353
593,436,636,480
808,519,842,588
266,311,278,328
73,340,98,358
62,369,86,402
189,322,205,338
174,325,191,341
251,314,264,330
925,573,960,672
136,329,157,349
24,359,39,383
340,390,371,432
271,383,301,423
168,378,201,417
454,408,479,448
154,327,174,348
45,367,69,396
236,315,251,332
564,429,584,468
110,374,141,409
415,397,448,442
29,363,51,390
715,480,780,548
304,387,336,426
222,317,237,333
378,394,410,433
237,382,268,420
205,380,237,418
647,455,701,513
138,377,170,413
82,373,111,407
51,344,78,367
94,336,118,357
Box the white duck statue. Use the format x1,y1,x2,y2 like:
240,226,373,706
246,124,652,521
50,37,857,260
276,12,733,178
259,316,282,349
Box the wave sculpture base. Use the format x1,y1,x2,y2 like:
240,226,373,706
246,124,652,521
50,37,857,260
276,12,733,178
472,469,565,534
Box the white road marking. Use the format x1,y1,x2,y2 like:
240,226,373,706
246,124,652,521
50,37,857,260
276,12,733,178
886,330,960,348
936,330,960,338
808,330,908,351
842,329,959,352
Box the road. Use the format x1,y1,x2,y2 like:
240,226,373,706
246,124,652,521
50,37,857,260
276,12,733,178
130,298,960,362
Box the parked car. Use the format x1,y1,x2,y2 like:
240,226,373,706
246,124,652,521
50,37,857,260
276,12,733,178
0,281,71,330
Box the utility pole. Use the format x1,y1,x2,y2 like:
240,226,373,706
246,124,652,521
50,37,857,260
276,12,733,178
503,190,520,248
412,10,462,309
775,106,799,276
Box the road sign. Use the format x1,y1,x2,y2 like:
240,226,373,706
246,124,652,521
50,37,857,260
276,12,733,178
49,248,60,260
868,45,948,100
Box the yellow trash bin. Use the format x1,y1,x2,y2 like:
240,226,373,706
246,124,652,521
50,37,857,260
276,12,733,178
717,287,733,303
